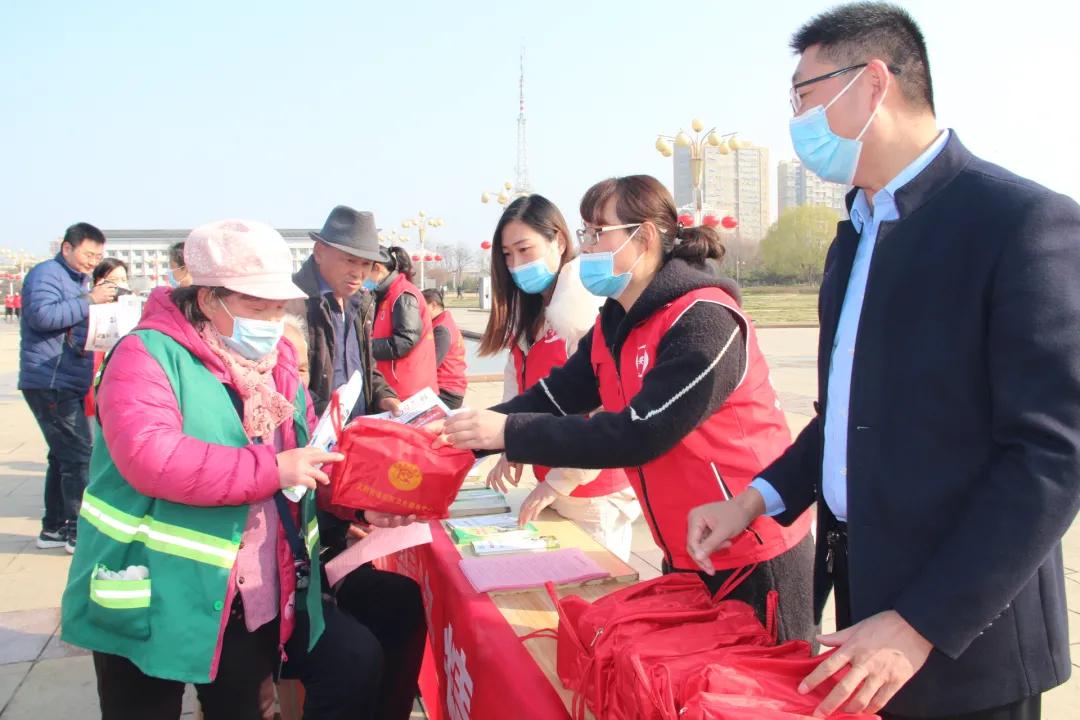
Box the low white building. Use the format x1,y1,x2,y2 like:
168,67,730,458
90,229,315,287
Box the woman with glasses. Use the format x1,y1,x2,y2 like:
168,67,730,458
477,194,640,561
443,176,814,641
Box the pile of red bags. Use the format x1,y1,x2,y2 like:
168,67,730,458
329,417,474,519
545,571,878,720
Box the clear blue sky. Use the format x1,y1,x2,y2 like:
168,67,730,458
2,0,1077,254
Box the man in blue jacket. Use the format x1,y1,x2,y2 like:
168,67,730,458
19,222,115,553
686,3,1080,719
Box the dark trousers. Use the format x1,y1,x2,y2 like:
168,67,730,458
94,599,385,720
93,609,278,720
666,534,817,644
829,526,1042,720
332,564,427,720
22,389,92,531
282,600,384,720
438,388,465,410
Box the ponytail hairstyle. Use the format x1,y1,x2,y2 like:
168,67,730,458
579,175,725,267
383,246,416,284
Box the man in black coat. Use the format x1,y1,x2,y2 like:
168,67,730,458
686,4,1080,719
287,206,426,720
290,206,399,418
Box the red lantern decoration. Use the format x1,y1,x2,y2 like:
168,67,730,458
721,215,738,230
424,254,433,262
677,213,694,227
435,254,443,262
702,214,720,228
480,241,492,251
411,254,421,262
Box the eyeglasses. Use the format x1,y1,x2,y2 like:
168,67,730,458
789,62,901,114
575,223,641,248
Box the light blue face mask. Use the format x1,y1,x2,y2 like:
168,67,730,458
361,278,378,292
167,268,183,288
510,254,558,295
789,67,887,185
218,299,285,361
579,228,642,299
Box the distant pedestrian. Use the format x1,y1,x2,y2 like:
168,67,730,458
19,222,112,553
422,289,467,409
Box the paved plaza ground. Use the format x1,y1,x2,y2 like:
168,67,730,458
0,319,1077,718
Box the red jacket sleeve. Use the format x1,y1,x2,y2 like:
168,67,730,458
97,336,282,507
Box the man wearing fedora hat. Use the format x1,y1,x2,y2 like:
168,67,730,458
291,205,399,420
289,205,426,720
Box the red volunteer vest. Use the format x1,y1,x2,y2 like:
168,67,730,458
511,328,630,498
373,274,438,399
591,287,811,571
432,310,468,395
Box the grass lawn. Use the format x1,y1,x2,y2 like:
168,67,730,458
444,292,481,309
442,287,819,325
740,285,819,326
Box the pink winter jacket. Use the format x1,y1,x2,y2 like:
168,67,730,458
96,287,318,678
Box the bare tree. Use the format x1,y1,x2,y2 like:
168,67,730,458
438,243,478,294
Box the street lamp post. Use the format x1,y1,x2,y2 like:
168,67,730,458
655,118,745,224
480,181,528,207
399,211,444,289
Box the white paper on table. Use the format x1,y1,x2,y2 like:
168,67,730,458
281,370,364,502
323,522,434,587
84,295,144,352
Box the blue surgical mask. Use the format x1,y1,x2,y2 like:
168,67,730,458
510,255,558,294
579,228,642,299
789,67,886,185
361,279,378,292
167,268,182,288
218,299,284,361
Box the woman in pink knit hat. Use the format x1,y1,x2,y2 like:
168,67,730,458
62,219,399,719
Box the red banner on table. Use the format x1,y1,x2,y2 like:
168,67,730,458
380,523,571,720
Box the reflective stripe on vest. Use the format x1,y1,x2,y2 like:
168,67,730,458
306,516,320,556
80,491,240,569
90,571,152,610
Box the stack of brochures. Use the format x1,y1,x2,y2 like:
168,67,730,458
445,514,561,556
447,487,511,517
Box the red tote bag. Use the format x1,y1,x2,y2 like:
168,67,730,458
678,643,879,720
546,568,773,720
329,416,474,519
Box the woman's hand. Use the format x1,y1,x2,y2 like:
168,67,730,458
364,511,418,529
486,454,523,493
277,448,344,490
443,410,507,451
518,482,562,527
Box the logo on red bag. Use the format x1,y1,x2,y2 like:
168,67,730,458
388,461,423,491
635,345,650,378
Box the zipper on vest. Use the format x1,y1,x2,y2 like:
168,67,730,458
610,348,673,567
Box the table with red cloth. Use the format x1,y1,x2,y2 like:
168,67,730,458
379,511,639,720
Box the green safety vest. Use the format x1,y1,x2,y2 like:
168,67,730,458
61,329,324,683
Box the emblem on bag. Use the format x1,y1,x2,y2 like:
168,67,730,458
388,461,423,491
635,345,650,378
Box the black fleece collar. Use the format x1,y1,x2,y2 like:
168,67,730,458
599,258,740,369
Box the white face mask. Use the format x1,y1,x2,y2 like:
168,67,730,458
217,299,284,361
579,228,644,299
789,67,888,185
